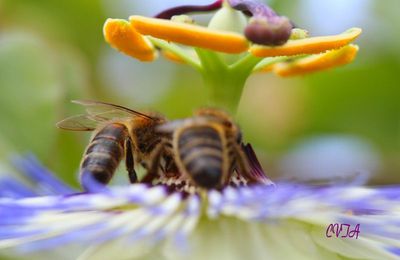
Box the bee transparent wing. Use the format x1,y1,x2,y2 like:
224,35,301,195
56,114,100,131
57,100,154,131
56,109,139,131
86,109,134,122
72,100,155,121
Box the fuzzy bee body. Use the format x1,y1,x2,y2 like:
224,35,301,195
158,108,258,190
176,125,225,189
81,123,127,184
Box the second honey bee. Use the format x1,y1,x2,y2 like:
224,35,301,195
147,108,261,190
56,100,168,189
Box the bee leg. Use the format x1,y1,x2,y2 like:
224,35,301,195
141,141,166,184
164,154,178,173
233,144,259,184
125,138,137,183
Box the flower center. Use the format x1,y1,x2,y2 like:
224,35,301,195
153,169,251,195
149,144,271,195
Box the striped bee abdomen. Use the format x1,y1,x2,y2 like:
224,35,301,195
81,123,127,185
178,126,224,189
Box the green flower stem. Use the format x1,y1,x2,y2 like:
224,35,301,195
230,53,263,72
196,48,251,113
202,69,249,113
195,48,227,73
148,37,202,71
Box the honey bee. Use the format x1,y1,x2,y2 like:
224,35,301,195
156,108,260,190
56,100,168,189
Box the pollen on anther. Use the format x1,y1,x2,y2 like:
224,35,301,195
273,44,359,77
103,18,157,62
130,16,249,54
250,28,362,57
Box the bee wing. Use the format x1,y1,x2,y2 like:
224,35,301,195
56,114,100,131
57,108,140,131
72,100,155,121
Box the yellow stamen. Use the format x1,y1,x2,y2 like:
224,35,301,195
103,18,156,62
130,16,249,54
273,44,359,77
250,28,362,57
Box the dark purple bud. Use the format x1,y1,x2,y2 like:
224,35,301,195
245,16,292,45
228,0,293,46
155,0,223,20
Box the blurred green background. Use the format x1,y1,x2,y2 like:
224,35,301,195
0,0,399,187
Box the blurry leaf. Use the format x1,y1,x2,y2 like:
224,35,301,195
0,32,61,159
0,31,88,185
304,58,400,150
1,0,105,62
